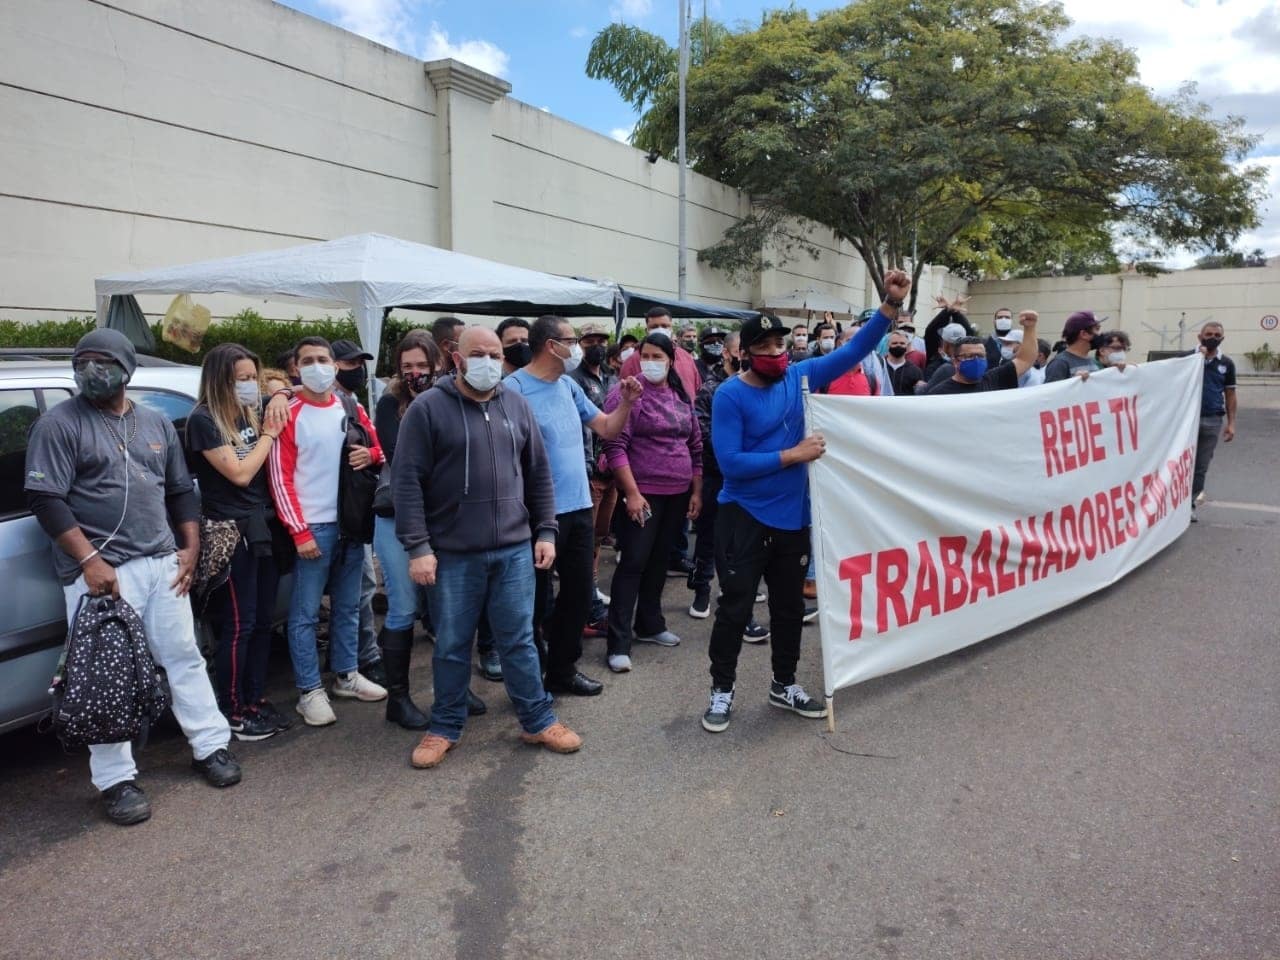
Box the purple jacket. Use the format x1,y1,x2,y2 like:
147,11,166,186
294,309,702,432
603,381,702,496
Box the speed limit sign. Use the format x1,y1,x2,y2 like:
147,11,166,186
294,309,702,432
1263,314,1279,331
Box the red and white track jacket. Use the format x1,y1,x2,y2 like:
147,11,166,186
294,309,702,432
268,393,384,546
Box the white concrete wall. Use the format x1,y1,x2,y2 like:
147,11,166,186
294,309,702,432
0,0,958,329
968,268,1280,370
0,0,440,324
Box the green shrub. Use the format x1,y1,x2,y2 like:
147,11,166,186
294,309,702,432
0,311,427,376
0,316,97,346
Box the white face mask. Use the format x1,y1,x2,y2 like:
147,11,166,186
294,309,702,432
234,380,261,407
995,317,1013,333
1000,346,1015,361
1106,350,1127,365
560,343,583,374
819,337,835,353
620,347,635,363
648,327,672,341
640,359,669,384
462,356,503,393
300,363,336,393
793,335,808,347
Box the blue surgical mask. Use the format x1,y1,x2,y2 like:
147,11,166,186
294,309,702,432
957,357,988,381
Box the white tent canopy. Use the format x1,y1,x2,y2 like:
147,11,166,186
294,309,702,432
94,233,621,352
761,287,857,317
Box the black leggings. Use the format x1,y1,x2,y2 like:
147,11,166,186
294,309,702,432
607,491,690,655
210,539,280,717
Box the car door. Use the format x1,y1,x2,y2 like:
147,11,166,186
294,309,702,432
0,382,76,733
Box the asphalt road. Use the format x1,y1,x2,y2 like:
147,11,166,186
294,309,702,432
1,394,1276,960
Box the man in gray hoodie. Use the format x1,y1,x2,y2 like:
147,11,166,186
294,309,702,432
392,327,583,768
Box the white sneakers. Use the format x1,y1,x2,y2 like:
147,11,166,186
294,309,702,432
607,654,632,673
332,671,388,702
296,688,337,726
296,673,387,726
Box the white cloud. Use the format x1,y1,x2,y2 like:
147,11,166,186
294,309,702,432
569,25,589,39
316,0,415,49
1234,154,1280,255
314,2,510,79
1061,0,1279,257
609,126,634,143
610,0,653,22
421,22,510,77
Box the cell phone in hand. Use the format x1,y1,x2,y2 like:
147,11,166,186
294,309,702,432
640,505,653,526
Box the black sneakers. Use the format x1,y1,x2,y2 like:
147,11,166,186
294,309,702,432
229,712,278,742
768,681,828,719
702,688,734,733
689,587,711,619
192,748,243,788
101,780,151,826
743,620,770,644
253,700,292,732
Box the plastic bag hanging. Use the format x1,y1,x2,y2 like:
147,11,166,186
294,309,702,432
161,293,212,353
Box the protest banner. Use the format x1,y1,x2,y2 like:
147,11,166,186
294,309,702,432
804,355,1203,721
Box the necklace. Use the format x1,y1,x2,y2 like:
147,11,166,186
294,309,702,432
95,402,137,453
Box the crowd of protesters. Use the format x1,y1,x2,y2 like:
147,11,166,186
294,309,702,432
22,272,1238,825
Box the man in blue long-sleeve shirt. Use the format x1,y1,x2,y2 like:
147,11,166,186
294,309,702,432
701,270,911,733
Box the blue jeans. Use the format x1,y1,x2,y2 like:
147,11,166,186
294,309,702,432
373,514,419,631
288,523,363,691
429,542,555,742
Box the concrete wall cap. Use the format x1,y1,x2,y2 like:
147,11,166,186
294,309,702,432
424,59,511,102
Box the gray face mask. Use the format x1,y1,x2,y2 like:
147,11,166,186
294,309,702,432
462,356,503,393
74,360,128,401
235,380,261,407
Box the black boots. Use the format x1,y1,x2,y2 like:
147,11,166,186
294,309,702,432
379,626,429,730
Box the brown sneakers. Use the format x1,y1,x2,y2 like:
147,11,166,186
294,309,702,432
410,733,455,769
803,578,818,600
520,722,583,754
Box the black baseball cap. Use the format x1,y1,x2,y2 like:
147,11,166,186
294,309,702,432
330,338,374,362
739,314,788,351
700,325,728,343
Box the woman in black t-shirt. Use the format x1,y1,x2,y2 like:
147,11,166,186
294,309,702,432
187,344,286,742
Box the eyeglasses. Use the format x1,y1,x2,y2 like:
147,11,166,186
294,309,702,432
552,336,581,346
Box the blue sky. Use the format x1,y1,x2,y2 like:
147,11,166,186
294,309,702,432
277,0,1279,261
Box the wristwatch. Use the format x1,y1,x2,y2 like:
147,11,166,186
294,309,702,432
884,295,904,309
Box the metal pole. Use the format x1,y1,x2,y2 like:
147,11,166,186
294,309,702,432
677,0,689,300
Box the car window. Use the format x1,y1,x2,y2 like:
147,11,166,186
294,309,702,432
131,389,196,439
0,389,41,517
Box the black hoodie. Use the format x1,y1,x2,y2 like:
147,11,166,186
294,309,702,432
392,375,557,557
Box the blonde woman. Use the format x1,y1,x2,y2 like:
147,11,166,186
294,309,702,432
186,343,287,741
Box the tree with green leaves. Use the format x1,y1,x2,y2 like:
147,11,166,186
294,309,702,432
586,0,1266,305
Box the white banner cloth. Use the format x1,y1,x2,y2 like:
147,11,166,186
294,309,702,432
806,355,1203,696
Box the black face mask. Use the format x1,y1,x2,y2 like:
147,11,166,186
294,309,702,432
336,366,367,393
728,356,741,372
583,344,607,368
503,342,533,369
403,371,434,395
1201,336,1223,351
1087,333,1106,351
888,345,908,358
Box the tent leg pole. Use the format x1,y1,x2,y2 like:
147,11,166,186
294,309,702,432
825,696,835,734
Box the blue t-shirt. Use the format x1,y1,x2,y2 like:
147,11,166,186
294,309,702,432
711,311,891,530
506,370,599,515
1200,352,1236,416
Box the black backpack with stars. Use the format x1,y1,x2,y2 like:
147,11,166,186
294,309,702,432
50,594,170,748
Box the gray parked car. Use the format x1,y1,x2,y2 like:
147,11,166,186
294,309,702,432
0,357,289,734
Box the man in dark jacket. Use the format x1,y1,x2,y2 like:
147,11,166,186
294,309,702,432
392,327,582,768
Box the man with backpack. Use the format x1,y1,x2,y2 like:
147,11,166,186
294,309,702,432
269,336,387,727
24,328,241,825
